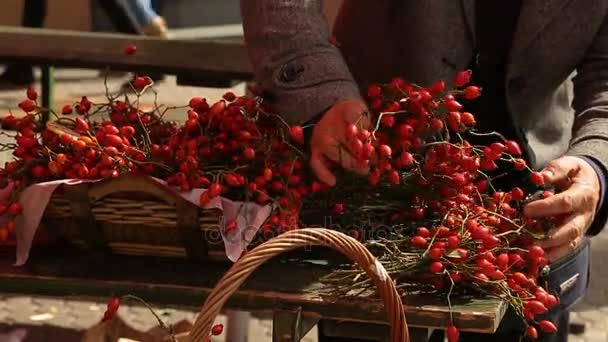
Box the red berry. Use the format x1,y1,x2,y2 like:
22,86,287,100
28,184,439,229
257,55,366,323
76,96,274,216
133,76,149,90
381,115,395,127
107,297,120,314
124,44,137,55
447,325,459,342
430,80,446,94
189,97,206,110
545,294,558,309
208,183,222,198
455,70,472,87
119,126,136,138
225,219,238,234
531,172,545,186
534,289,548,305
505,140,522,156
445,100,463,112
460,112,476,126
447,235,460,249
363,144,376,159
528,245,545,259
526,326,538,339
410,236,428,248
243,147,255,160
399,151,414,167
450,272,463,283
429,261,444,273
358,129,371,141
513,158,527,171
26,87,38,101
510,187,525,201
289,126,304,145
417,227,431,237
463,86,481,99
397,124,414,138
8,202,22,216
378,144,392,158
538,320,557,333
430,118,444,131
490,142,506,154
223,91,236,102
525,300,548,315
388,170,400,184
331,202,345,215
345,123,358,139
428,247,444,260
367,84,382,98
19,99,36,112
211,323,224,336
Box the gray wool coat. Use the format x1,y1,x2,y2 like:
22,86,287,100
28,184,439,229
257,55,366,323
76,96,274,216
240,0,608,172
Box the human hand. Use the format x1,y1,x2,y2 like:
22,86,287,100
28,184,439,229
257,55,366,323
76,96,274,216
523,156,601,261
310,99,371,186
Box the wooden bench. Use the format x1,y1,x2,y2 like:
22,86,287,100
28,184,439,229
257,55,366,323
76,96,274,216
0,25,252,123
0,246,506,341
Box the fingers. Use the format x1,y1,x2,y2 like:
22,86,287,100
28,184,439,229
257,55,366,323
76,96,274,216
538,214,586,249
310,134,369,186
544,237,583,262
316,135,370,174
310,151,336,186
309,99,372,186
523,183,595,218
341,101,371,127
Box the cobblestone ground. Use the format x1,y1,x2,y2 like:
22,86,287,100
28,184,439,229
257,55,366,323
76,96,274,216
0,69,606,341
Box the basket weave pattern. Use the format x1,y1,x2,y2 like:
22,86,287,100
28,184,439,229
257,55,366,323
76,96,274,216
40,176,227,259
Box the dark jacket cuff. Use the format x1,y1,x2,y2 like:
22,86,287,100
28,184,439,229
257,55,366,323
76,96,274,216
577,155,608,236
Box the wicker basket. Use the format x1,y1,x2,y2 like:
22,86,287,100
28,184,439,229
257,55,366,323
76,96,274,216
181,228,410,342
41,174,229,261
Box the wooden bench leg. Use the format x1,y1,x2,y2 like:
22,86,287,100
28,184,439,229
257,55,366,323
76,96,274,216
272,307,319,342
409,327,432,342
41,65,54,126
225,310,250,342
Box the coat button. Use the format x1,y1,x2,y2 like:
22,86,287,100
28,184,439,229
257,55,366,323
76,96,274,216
278,63,306,83
508,77,526,93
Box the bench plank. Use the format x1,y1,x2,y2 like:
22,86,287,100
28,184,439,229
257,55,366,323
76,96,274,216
0,246,506,333
0,26,252,79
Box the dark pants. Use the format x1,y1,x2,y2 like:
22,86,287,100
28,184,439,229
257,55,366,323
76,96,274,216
22,0,139,32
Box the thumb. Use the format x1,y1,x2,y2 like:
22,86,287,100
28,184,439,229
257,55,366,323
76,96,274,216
541,157,581,187
338,99,370,126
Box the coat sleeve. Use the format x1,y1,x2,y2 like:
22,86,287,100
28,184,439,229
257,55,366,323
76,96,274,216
567,10,608,233
240,0,362,125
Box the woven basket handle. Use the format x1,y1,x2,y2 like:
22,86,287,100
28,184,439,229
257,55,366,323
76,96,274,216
186,228,409,342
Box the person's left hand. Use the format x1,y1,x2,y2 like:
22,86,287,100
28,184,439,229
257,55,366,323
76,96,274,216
523,156,601,261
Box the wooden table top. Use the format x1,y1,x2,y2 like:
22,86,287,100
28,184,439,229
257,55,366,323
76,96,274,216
0,246,506,333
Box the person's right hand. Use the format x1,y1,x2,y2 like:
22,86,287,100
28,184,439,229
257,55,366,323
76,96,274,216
310,99,371,186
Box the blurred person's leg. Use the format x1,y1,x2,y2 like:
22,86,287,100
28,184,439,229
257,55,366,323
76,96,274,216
0,0,47,87
95,0,140,35
125,0,168,38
